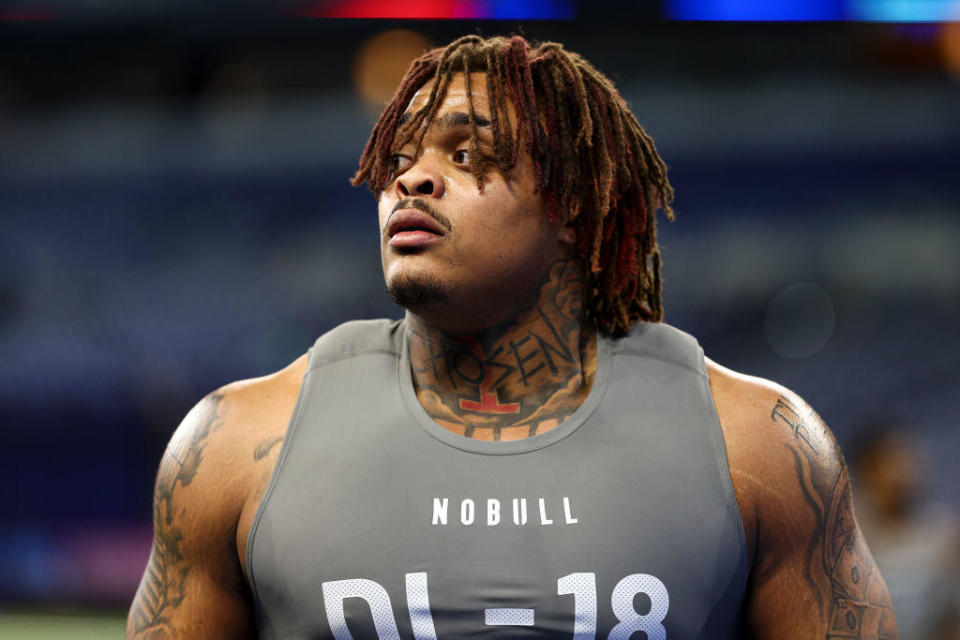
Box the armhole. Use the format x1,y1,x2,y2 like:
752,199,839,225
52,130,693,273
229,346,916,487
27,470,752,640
698,346,751,588
244,349,316,609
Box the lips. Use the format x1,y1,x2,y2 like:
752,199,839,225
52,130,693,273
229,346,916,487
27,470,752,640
386,209,447,248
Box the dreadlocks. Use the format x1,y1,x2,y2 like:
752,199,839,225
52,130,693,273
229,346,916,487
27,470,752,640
352,35,675,335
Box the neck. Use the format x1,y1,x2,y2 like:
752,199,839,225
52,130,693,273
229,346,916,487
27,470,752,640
406,258,597,441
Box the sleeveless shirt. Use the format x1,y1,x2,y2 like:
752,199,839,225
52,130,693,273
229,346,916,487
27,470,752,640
246,318,748,639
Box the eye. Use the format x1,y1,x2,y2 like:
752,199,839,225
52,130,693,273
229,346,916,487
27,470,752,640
390,153,413,173
453,149,470,165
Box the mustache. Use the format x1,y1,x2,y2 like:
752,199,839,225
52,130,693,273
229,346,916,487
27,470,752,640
389,198,452,233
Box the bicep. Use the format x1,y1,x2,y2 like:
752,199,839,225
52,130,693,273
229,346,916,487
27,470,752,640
746,394,898,640
128,543,254,639
127,393,255,639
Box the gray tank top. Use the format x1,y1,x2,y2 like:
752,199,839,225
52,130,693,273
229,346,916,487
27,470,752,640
246,318,748,639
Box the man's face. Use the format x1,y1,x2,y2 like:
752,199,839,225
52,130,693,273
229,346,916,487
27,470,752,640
378,72,571,333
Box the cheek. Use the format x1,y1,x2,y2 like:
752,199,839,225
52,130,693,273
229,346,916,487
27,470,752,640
458,203,555,269
475,178,542,224
377,195,393,231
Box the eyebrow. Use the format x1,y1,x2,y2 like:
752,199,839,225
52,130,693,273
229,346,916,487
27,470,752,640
397,111,491,130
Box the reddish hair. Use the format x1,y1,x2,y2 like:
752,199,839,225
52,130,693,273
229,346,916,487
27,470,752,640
352,35,675,334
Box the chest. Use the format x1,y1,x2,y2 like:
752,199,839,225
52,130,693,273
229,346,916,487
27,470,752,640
248,416,745,638
245,339,747,639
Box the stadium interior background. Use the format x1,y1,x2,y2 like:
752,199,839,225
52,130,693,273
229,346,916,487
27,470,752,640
1,3,959,635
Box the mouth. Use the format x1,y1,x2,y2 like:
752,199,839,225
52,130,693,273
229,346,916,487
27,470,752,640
386,209,447,249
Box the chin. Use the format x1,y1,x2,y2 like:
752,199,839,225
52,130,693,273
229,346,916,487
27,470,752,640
386,272,450,310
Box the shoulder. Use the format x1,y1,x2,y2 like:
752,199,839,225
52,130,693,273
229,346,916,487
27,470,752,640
705,357,829,445
190,352,307,457
158,353,309,529
705,357,841,482
129,354,309,637
214,352,310,454
705,358,847,564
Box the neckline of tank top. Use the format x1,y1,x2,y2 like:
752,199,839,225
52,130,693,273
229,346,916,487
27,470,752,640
397,326,613,455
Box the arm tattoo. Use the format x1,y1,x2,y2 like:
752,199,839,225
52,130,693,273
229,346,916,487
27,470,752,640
772,397,898,639
130,392,225,637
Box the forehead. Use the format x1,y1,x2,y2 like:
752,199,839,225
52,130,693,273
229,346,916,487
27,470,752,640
405,71,496,117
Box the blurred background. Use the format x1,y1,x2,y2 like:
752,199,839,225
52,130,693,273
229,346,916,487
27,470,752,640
1,0,959,637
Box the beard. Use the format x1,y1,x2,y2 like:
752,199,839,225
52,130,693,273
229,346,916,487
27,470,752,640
386,273,449,309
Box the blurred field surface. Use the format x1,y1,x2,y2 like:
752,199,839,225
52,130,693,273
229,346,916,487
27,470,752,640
0,611,126,639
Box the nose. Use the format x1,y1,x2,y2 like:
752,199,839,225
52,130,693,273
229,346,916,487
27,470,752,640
395,156,445,199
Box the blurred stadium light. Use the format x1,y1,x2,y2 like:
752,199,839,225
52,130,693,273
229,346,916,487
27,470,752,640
849,0,960,20
291,0,576,19
667,0,844,20
353,29,433,107
2,0,959,20
667,0,960,20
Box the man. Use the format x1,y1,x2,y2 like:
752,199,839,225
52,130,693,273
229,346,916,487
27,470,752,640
128,35,898,639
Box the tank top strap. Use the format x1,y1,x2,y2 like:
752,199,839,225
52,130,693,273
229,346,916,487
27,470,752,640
608,321,707,378
308,318,404,369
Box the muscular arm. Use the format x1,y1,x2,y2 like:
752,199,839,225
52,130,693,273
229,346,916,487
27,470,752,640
708,363,898,639
127,392,256,639
747,393,897,638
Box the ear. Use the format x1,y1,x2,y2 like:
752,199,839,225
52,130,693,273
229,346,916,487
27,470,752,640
558,212,577,246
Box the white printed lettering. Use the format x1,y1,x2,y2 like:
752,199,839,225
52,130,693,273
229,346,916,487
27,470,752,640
321,578,401,640
323,571,669,639
430,496,579,526
405,572,438,640
431,498,448,526
512,498,528,525
608,574,669,640
460,499,475,525
564,496,579,524
487,499,501,526
484,608,535,626
538,498,554,525
558,572,598,640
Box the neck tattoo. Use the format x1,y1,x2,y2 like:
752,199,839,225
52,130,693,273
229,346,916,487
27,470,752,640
407,258,598,442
